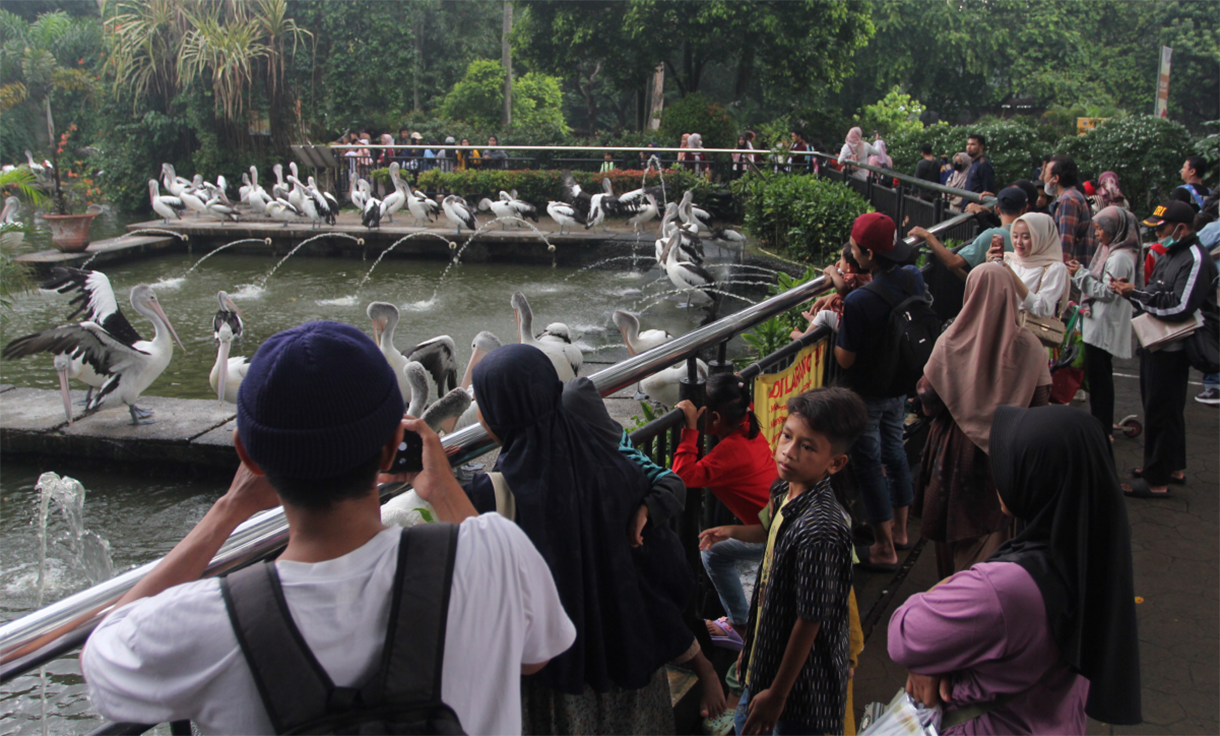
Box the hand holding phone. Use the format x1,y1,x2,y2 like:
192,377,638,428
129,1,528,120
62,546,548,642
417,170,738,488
390,428,424,473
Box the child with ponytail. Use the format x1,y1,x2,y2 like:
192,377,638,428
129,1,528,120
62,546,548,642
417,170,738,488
674,372,777,654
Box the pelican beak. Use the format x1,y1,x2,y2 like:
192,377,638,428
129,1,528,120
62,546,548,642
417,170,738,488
514,310,522,344
371,317,383,344
216,340,230,403
460,346,488,391
618,325,636,356
222,295,243,318
57,364,73,425
150,299,187,354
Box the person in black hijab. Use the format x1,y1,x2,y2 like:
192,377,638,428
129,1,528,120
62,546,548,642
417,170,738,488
988,404,1141,726
465,344,723,733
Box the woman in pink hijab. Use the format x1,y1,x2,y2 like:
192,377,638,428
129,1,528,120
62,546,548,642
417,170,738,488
838,127,880,181
1094,171,1127,211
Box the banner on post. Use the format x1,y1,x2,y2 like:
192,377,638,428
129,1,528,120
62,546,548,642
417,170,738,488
1154,46,1172,118
753,341,826,453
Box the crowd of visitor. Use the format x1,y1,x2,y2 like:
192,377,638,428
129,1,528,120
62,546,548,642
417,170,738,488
73,119,1218,736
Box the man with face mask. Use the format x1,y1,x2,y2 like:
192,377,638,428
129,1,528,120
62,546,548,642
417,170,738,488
1043,155,1096,266
1110,201,1219,498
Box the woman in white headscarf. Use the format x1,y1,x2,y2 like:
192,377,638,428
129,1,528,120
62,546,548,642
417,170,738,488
991,212,1069,319
687,133,706,176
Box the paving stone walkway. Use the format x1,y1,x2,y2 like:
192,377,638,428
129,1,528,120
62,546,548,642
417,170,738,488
851,357,1219,734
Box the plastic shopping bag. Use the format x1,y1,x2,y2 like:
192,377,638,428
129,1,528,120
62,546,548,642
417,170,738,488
858,689,942,736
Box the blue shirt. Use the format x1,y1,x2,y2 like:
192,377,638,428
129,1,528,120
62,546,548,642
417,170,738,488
965,157,995,194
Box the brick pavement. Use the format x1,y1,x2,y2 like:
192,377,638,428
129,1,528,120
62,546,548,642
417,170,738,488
852,356,1219,734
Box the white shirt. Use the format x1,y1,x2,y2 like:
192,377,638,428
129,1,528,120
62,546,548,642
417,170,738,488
82,514,575,735
1009,260,1069,319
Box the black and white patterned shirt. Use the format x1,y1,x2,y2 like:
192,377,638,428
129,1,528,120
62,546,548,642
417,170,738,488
741,476,853,732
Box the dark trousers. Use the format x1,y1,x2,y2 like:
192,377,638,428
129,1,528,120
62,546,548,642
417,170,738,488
1084,343,1115,438
1139,347,1190,485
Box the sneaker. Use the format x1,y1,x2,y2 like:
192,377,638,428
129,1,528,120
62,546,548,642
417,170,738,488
1195,387,1220,405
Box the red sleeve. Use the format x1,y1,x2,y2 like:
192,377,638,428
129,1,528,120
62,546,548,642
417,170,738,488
672,428,713,488
672,431,759,494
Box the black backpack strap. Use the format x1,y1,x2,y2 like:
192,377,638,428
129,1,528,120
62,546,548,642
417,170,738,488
221,562,336,733
361,523,460,707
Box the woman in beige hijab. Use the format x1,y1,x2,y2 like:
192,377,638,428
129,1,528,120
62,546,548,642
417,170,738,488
992,212,1070,318
913,263,1053,578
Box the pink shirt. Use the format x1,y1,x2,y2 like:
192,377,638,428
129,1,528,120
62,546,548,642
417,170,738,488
888,561,1089,735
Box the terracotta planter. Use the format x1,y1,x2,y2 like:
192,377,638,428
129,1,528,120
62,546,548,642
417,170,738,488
43,213,98,253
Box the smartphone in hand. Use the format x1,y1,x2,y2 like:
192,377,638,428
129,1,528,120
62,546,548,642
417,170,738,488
390,429,424,473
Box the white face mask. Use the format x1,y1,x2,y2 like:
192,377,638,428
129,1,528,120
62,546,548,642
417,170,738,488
1044,178,1056,197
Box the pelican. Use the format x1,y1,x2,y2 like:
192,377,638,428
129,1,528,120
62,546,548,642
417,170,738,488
247,185,271,216
477,196,518,228
209,291,247,404
39,267,120,406
442,195,478,234
406,188,436,227
401,360,472,435
381,164,408,223
266,198,300,226
1,196,25,248
308,176,339,225
272,164,290,201
449,330,503,433
239,173,253,203
3,284,186,424
678,190,712,233
617,184,664,208
161,163,190,198
24,150,48,178
361,193,382,229
710,227,746,246
367,302,458,410
559,172,592,222
612,310,672,355
640,359,708,409
177,184,207,219
286,175,320,228
414,190,441,219
537,323,577,344
662,231,715,307
511,291,581,381
625,193,658,234
204,196,239,225
287,162,304,211
350,176,367,211
503,190,538,223
546,201,582,234
149,179,186,224
585,178,616,233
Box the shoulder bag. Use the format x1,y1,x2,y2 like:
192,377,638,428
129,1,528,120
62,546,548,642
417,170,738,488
1019,264,1069,347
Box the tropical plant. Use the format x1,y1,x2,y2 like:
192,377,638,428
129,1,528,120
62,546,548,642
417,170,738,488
1054,115,1196,211
658,92,735,149
731,173,872,263
857,86,928,139
738,266,824,365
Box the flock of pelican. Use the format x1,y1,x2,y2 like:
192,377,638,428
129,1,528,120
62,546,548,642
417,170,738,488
2,267,705,428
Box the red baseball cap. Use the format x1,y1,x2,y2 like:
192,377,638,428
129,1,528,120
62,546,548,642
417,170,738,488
851,212,910,262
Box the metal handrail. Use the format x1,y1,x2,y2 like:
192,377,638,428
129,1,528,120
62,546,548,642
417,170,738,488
0,205,975,684
808,150,995,205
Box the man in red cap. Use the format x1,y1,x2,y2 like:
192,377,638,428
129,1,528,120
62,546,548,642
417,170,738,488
1111,201,1218,498
834,213,924,570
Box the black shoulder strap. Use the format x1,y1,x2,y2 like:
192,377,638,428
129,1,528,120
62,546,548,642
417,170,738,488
222,524,460,732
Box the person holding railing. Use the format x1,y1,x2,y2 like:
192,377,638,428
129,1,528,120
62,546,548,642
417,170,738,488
837,127,880,181
484,135,508,170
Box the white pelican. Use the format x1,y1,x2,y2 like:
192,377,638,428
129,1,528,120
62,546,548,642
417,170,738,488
287,175,320,228
367,302,458,410
349,176,366,211
247,186,271,216
1,196,25,249
406,188,436,227
678,190,712,233
612,310,672,355
617,184,663,208
510,291,580,381
711,227,746,246
477,196,517,228
546,201,582,234
537,322,577,344
307,176,338,225
204,196,239,225
272,164,290,201
381,163,408,224
39,267,119,406
24,150,48,178
160,163,189,198
287,162,304,211
414,190,440,219
625,193,658,234
361,193,382,229
559,172,592,222
403,360,431,418
586,179,616,233
442,195,478,234
178,184,207,219
148,180,185,224
662,231,715,307
404,361,472,435
209,291,247,404
266,198,300,226
449,330,502,433
239,173,253,203
640,359,708,409
503,190,538,223
3,283,186,424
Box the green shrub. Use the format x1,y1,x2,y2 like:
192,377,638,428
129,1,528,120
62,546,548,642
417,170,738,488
731,173,871,263
738,267,824,365
437,60,570,133
887,120,1049,186
415,167,717,209
1055,115,1196,212
658,92,736,149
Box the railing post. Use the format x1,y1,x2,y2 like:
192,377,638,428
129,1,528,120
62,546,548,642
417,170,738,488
896,182,907,235
708,340,733,376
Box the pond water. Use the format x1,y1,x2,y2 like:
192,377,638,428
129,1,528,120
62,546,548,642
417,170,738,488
0,228,776,733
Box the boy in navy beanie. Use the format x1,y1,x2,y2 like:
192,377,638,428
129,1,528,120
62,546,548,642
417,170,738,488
83,321,576,734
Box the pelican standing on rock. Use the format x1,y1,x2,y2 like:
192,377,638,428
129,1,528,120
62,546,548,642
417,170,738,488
367,301,458,411
510,291,581,381
442,195,478,235
3,283,186,424
209,291,248,404
148,180,185,224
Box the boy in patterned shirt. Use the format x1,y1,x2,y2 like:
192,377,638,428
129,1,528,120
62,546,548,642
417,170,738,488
700,387,867,734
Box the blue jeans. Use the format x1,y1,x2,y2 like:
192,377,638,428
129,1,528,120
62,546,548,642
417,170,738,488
734,686,816,735
851,395,913,525
1204,373,1218,390
701,539,765,627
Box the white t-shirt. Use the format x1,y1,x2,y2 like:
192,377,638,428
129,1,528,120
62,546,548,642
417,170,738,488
1008,260,1069,319
82,514,575,735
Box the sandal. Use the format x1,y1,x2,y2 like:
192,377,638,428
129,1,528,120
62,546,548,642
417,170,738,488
1131,468,1185,485
705,617,743,651
1122,478,1173,499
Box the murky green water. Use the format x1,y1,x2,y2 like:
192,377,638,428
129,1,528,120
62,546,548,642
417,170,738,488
0,224,775,733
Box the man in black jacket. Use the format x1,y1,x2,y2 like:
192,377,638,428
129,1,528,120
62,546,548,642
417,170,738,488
1111,201,1219,497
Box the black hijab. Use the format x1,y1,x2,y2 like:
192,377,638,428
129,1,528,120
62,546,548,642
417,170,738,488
473,344,694,694
989,405,1141,725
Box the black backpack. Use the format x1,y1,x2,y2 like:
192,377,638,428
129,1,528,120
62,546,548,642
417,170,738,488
860,270,942,398
221,524,465,735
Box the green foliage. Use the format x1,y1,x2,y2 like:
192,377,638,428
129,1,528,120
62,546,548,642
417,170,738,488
513,72,566,131
731,173,871,263
416,167,716,209
857,86,926,139
1190,120,1219,190
658,92,734,149
439,59,505,126
739,267,824,365
886,120,1053,187
1055,115,1196,212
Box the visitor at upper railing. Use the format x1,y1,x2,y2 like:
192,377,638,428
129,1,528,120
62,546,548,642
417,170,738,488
80,321,575,735
485,134,508,170
913,144,941,200
912,185,1026,282
837,126,881,181
964,133,995,196
945,152,972,212
791,243,872,339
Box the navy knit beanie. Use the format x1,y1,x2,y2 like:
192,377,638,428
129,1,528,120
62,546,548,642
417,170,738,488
237,321,403,479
